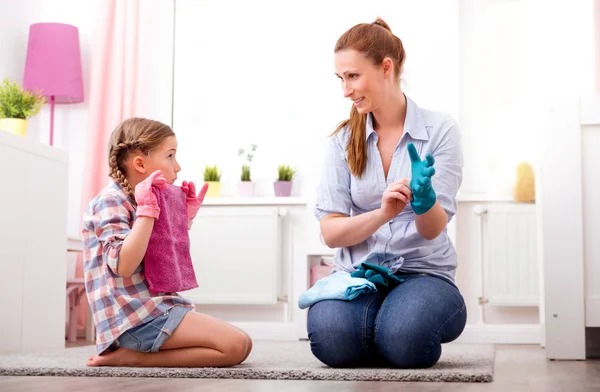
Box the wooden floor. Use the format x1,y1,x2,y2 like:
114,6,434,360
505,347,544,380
1,343,600,391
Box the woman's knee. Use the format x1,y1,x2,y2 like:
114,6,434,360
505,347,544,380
374,303,467,368
381,335,442,368
307,301,370,367
375,320,443,368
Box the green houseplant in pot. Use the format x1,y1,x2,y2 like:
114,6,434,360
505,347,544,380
0,78,45,137
203,164,222,198
237,144,257,197
274,164,295,197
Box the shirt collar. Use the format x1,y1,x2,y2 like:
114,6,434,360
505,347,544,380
365,95,429,141
110,177,136,205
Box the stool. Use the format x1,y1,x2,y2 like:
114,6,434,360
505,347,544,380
66,237,95,343
66,278,87,342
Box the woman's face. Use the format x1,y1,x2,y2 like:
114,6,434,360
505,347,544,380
334,49,386,114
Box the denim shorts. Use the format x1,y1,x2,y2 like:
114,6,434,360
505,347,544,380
116,306,192,353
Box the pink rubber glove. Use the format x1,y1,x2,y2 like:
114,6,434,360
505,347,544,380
134,170,167,219
181,181,209,222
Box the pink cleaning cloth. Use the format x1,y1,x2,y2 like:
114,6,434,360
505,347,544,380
144,184,198,293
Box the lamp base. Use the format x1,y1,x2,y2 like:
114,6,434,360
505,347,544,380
49,95,55,146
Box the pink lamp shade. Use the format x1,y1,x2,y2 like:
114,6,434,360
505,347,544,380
23,23,84,145
23,23,84,103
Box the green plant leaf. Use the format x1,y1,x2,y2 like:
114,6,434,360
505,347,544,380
240,164,251,181
203,165,222,182
277,164,295,181
0,78,45,120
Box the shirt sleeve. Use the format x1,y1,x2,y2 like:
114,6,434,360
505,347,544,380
431,118,464,221
314,135,353,221
93,196,132,274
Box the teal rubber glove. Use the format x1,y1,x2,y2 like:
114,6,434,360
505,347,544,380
407,143,436,215
350,262,404,288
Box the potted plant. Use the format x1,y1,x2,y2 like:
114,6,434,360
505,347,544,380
274,164,295,197
237,144,257,197
0,78,45,137
203,164,222,198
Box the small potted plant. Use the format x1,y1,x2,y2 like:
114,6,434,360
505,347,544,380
274,164,295,197
0,78,45,137
237,144,257,197
203,164,222,198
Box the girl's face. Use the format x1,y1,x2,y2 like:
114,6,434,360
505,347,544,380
334,49,387,115
141,136,181,184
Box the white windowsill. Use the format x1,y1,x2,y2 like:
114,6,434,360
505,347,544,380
457,193,518,202
201,197,308,206
581,95,600,125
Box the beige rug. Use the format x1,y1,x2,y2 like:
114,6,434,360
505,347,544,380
0,340,494,382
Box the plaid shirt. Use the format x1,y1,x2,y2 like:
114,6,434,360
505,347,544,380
82,180,194,354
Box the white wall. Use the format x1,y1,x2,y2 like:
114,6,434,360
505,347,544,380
458,0,595,197
0,0,99,239
0,0,177,240
173,0,460,256
173,0,459,199
2,0,595,338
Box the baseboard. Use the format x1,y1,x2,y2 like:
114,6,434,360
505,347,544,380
231,322,303,341
455,324,541,344
232,321,542,344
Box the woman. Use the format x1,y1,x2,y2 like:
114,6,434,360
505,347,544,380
310,18,466,369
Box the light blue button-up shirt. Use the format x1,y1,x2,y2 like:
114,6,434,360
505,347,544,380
314,95,463,283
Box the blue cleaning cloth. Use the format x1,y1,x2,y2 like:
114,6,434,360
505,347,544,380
350,262,405,288
298,271,377,309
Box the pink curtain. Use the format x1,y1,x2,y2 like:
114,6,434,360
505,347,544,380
596,0,600,94
77,0,151,332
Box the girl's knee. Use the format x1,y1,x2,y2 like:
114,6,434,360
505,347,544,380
240,333,253,363
223,332,251,366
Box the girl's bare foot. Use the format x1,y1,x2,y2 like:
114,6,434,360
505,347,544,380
86,347,143,367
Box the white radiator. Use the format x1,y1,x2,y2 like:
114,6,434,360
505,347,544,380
476,203,539,307
185,206,282,305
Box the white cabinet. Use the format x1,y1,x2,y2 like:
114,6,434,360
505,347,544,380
186,205,282,305
582,103,600,327
0,131,68,354
179,197,310,340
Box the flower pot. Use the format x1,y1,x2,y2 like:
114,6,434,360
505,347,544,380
237,181,255,197
0,118,28,137
274,181,292,197
205,181,221,198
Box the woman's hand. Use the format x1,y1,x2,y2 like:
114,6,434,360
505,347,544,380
135,170,167,219
379,178,412,222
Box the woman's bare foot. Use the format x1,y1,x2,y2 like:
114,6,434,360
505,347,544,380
86,347,143,367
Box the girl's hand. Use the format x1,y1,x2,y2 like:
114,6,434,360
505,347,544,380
181,181,209,221
379,178,412,222
135,170,167,219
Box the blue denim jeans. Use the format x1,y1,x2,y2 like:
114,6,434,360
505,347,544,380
116,306,192,353
307,273,467,368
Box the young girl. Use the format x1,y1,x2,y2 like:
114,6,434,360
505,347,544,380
82,117,252,367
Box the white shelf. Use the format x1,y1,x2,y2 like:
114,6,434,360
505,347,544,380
580,95,600,125
202,197,308,206
0,130,68,163
457,193,519,203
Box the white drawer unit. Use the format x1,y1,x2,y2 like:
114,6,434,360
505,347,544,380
0,131,68,353
185,205,282,305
